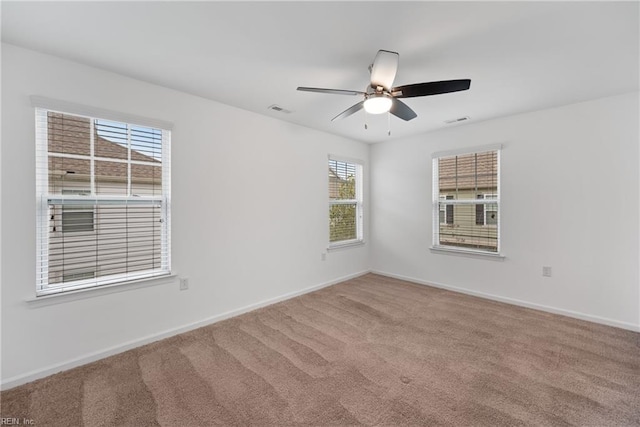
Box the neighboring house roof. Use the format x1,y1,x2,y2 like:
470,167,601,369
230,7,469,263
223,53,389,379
47,112,161,184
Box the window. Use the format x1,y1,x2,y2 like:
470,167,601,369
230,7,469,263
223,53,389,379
328,157,363,246
61,208,94,233
440,195,454,225
475,194,498,226
432,145,501,254
35,106,171,295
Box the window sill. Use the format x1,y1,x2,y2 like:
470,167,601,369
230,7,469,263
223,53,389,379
430,246,505,260
328,239,365,251
26,273,177,307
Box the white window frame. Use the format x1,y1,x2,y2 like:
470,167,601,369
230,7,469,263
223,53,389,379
33,97,173,296
328,155,364,249
431,144,503,258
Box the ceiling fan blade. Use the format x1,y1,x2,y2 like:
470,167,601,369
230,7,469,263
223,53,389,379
370,50,399,91
297,87,365,96
391,79,471,98
331,101,365,121
390,99,417,121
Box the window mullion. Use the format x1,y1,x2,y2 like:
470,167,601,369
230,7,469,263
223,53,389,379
330,199,358,205
90,119,96,195
441,199,492,205
48,152,160,167
127,124,132,196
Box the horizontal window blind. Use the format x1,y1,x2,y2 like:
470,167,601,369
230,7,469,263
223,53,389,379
433,149,500,253
329,158,363,244
36,109,171,295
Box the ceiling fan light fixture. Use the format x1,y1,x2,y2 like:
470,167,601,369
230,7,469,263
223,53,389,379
364,95,392,114
298,49,471,124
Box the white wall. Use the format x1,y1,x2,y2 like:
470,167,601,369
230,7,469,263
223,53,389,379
371,91,640,331
0,44,370,386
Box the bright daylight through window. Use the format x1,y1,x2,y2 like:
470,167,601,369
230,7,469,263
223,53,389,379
328,157,363,247
433,146,501,254
35,107,171,295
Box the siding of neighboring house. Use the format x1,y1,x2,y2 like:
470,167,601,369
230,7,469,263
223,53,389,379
46,112,162,285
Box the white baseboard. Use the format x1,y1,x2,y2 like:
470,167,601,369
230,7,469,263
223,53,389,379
0,270,370,391
371,270,640,333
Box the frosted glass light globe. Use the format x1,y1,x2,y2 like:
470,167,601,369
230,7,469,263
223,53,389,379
364,96,392,114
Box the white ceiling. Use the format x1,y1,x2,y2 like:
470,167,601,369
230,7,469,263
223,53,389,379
2,1,638,143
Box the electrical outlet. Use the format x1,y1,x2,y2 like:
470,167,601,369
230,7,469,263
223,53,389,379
542,266,552,277
180,277,189,290
321,252,327,261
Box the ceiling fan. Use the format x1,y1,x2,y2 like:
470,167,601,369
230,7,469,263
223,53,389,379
297,50,471,122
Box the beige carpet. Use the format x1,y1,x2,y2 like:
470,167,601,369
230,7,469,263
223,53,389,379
2,273,639,426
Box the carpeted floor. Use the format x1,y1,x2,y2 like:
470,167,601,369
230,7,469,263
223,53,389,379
2,273,639,426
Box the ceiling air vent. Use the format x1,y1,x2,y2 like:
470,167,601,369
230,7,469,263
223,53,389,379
268,104,292,114
444,116,470,124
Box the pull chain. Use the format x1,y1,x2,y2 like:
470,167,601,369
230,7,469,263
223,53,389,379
387,112,391,136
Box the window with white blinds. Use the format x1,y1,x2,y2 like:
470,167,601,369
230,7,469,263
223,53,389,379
35,108,171,295
329,157,363,246
432,146,501,254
